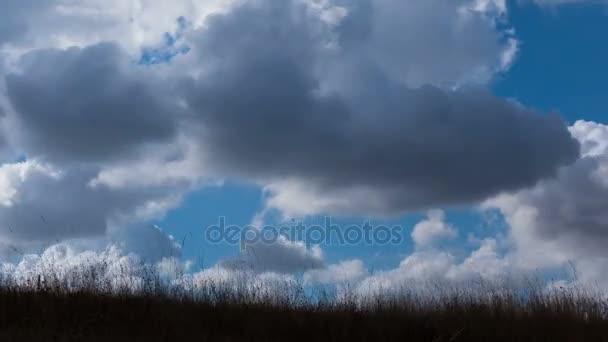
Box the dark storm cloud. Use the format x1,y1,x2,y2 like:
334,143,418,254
179,0,580,215
5,43,180,163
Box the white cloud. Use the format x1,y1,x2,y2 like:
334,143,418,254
451,238,511,280
262,180,395,218
485,120,608,288
89,135,212,190
354,237,514,297
0,160,59,207
303,259,368,285
0,0,239,54
411,210,458,247
473,0,507,13
323,0,516,89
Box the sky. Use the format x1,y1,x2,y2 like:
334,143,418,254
1,0,608,292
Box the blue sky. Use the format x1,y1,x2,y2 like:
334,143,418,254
495,2,608,123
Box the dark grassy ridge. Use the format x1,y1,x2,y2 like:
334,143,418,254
0,287,607,342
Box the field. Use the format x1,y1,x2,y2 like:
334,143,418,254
0,270,607,341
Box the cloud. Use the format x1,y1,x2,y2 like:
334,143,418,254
107,224,181,263
411,210,458,247
0,164,152,242
303,259,368,285
485,121,608,287
355,237,513,297
0,0,238,52
531,0,608,5
0,160,59,207
0,157,188,264
331,0,515,87
0,0,53,46
216,120,608,290
177,0,578,217
0,12,209,261
89,134,211,190
219,236,325,274
4,43,181,163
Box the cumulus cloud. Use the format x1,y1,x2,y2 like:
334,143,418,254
313,121,608,293
291,213,514,295
485,120,608,288
331,0,515,87
411,210,458,247
0,156,189,265
232,120,608,295
303,259,368,285
0,40,204,262
0,160,59,208
0,0,237,52
179,0,578,217
354,237,514,297
4,43,182,163
0,4,210,264
0,163,171,243
219,237,325,274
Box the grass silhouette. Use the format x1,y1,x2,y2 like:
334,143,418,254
0,257,607,341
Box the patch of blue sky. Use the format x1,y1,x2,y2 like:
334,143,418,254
139,16,191,65
493,2,608,124
156,182,264,270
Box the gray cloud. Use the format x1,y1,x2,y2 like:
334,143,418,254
0,160,184,263
485,121,608,286
333,0,515,87
108,223,180,263
219,239,325,274
180,0,579,216
0,0,51,45
0,32,191,261
0,165,159,240
5,43,180,163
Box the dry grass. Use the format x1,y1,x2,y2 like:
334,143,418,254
0,263,606,341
